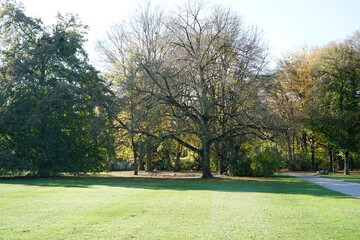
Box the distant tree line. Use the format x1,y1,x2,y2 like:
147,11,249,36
1,0,359,177
272,33,360,175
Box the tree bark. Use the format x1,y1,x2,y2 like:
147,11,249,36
146,141,153,172
336,155,342,170
163,151,172,171
310,138,315,171
329,148,334,173
201,140,213,178
138,144,145,171
302,132,307,151
344,151,350,175
219,157,226,175
287,135,294,170
215,143,226,175
174,144,182,172
131,137,138,175
292,132,295,165
138,158,145,171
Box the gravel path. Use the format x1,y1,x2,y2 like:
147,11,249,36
282,172,360,199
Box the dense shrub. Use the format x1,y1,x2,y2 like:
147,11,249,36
179,155,199,171
250,146,281,177
210,156,219,172
293,150,312,171
227,145,281,177
227,152,252,176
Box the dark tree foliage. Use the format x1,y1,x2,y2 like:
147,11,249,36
0,1,115,176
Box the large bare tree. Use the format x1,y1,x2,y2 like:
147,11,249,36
98,0,269,178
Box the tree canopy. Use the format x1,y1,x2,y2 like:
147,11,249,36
1,0,359,177
98,1,273,178
0,1,115,176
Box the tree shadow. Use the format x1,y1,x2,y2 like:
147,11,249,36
0,175,354,199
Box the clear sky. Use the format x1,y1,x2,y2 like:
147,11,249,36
20,0,360,68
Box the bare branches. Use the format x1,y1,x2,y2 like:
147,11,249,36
99,0,270,177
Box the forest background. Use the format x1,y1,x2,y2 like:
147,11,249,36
1,0,360,178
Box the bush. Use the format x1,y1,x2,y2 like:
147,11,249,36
210,156,219,172
250,146,281,177
179,155,199,171
0,151,30,175
226,152,252,177
227,144,281,177
293,150,312,171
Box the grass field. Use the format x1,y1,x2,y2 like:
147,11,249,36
1,173,360,239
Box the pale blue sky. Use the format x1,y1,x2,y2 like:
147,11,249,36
20,0,360,67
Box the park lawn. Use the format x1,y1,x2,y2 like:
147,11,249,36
320,174,360,184
1,175,360,240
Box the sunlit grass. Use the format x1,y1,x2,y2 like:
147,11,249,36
1,175,360,239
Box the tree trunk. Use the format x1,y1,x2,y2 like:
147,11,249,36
287,136,294,170
344,151,350,175
302,132,307,152
336,155,342,170
174,144,182,172
164,151,172,171
310,139,315,171
130,97,137,175
329,148,334,173
146,142,153,172
138,158,145,171
132,142,138,175
138,144,145,171
292,132,295,164
219,158,226,175
201,140,213,178
214,143,226,174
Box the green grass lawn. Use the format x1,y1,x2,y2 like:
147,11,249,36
1,175,360,240
320,174,360,184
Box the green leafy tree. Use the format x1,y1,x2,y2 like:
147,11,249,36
0,1,114,176
306,33,360,174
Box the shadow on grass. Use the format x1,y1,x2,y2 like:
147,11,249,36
0,175,353,199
